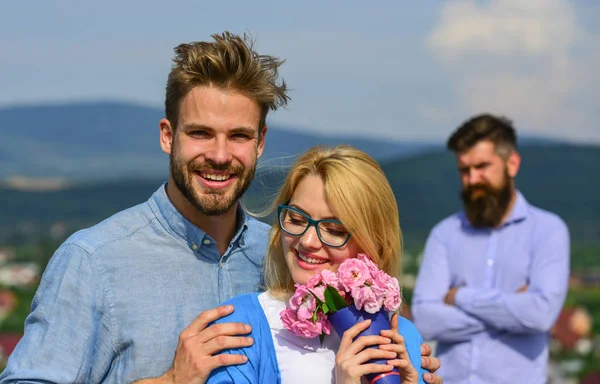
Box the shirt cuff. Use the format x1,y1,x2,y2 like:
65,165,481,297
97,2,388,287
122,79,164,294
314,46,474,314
454,287,476,312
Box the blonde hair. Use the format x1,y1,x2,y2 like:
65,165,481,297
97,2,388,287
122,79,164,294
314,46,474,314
263,145,402,298
165,31,289,131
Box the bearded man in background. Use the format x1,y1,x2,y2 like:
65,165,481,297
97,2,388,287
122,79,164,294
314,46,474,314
412,114,570,384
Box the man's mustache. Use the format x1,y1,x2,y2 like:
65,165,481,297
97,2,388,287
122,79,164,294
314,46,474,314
462,184,494,198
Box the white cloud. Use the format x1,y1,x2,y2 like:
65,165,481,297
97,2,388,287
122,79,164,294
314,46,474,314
429,0,580,59
427,0,600,142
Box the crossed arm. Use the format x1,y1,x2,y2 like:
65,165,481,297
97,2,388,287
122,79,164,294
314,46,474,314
412,223,570,341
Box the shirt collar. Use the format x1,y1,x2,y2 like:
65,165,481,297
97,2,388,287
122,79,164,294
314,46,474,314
459,189,529,229
503,190,528,225
149,183,249,250
232,204,250,247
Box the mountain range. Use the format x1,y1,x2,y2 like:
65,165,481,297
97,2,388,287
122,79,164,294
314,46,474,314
1,146,598,248
0,102,436,181
1,102,598,249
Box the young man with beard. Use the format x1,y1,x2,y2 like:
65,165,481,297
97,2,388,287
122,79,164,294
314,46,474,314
0,32,443,384
411,114,570,384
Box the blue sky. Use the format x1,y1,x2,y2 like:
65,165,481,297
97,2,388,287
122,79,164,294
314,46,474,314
1,0,599,143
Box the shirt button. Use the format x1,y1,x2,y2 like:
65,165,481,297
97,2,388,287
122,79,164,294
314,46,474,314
487,259,494,266
202,239,211,245
191,243,198,251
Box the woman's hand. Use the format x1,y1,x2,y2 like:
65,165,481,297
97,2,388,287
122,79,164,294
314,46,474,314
335,319,398,384
379,314,420,384
420,343,443,384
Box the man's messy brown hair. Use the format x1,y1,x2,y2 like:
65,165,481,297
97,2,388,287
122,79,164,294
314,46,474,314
165,31,290,132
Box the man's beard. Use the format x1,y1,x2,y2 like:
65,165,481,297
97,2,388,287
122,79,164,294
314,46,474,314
461,173,514,228
170,151,256,217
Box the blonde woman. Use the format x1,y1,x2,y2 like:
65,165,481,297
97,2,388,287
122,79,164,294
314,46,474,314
207,145,426,384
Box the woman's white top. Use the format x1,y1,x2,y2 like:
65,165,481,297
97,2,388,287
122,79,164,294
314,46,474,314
258,291,341,384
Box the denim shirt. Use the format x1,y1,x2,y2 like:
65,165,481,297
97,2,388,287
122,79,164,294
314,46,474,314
0,184,270,383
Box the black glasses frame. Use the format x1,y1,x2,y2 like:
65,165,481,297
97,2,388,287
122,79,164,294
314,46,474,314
277,204,351,248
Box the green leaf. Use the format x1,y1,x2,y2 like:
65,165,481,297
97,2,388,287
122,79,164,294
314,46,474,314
324,286,348,312
322,303,330,314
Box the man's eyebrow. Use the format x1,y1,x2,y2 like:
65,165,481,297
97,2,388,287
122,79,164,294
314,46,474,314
458,161,490,170
181,123,213,131
180,124,257,136
230,127,258,136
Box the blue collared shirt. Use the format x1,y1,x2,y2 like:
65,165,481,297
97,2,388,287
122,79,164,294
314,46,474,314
412,191,570,384
0,184,270,383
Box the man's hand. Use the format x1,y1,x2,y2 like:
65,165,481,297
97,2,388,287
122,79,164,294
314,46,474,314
148,305,253,384
443,287,460,306
420,343,443,384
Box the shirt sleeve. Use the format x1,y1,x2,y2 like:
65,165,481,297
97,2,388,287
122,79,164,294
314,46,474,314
206,294,279,384
397,317,428,384
0,243,115,383
454,222,570,333
411,231,487,343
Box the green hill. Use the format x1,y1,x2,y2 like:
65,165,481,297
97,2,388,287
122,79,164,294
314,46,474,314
0,102,433,180
1,144,599,251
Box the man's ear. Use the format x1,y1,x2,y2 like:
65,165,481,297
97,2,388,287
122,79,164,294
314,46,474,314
159,118,174,155
506,151,521,178
257,125,268,159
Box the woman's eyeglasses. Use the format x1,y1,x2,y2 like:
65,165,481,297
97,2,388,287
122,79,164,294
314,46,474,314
277,204,351,248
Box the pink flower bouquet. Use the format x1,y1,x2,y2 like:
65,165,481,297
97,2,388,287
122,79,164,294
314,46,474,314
280,253,403,384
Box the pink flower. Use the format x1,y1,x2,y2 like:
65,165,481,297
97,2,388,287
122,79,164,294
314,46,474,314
280,253,403,341
372,270,402,312
309,284,326,302
280,307,331,339
289,285,317,320
306,273,323,288
280,307,299,329
304,273,327,301
293,319,324,338
320,269,343,292
384,288,402,312
357,253,380,275
351,285,382,314
337,258,371,291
